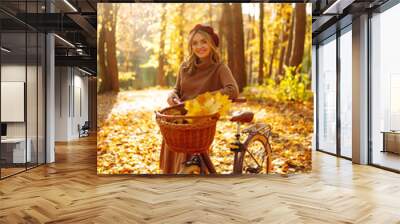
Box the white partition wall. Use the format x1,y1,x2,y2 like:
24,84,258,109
55,67,89,141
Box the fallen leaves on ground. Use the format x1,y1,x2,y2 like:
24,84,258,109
97,89,313,175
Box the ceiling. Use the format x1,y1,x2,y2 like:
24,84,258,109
1,0,396,75
312,0,390,43
0,0,97,75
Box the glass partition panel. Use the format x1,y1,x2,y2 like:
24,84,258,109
371,4,400,171
317,36,337,154
339,28,352,158
1,31,27,177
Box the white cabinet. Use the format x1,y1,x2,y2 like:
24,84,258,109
1,138,32,163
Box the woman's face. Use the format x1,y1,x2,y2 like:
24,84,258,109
191,33,211,60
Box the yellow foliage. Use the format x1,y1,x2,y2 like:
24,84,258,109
184,92,232,116
97,89,313,175
119,71,136,81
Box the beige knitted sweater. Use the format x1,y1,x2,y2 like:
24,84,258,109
170,57,239,101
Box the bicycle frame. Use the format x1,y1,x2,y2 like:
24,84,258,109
179,98,272,175
180,120,272,175
230,122,272,174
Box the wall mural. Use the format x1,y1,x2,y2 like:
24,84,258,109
97,3,313,175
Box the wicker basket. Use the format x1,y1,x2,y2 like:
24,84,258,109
155,104,220,153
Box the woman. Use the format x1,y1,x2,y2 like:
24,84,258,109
160,24,239,174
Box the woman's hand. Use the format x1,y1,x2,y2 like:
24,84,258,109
167,93,183,106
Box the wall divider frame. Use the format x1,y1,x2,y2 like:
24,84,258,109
315,0,400,173
0,0,47,180
315,22,353,161
367,0,400,173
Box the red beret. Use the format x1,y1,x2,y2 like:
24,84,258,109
190,24,219,47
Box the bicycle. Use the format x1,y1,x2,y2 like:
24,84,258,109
156,98,272,175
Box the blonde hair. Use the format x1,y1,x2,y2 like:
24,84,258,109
184,30,221,75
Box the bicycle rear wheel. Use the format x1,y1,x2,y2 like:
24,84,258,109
237,133,272,174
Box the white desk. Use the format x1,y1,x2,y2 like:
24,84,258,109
1,138,31,163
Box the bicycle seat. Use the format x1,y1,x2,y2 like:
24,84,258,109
230,111,254,123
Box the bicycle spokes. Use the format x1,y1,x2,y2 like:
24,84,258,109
243,140,267,174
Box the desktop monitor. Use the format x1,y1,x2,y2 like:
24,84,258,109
1,123,7,137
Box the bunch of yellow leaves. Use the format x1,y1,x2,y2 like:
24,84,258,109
185,92,232,116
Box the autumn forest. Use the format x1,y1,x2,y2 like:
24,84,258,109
97,3,314,175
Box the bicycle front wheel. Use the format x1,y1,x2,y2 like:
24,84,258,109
238,133,272,174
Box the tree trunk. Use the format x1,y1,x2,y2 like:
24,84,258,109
218,4,225,59
223,4,235,75
209,3,213,27
98,7,107,93
277,7,291,80
157,3,167,86
246,14,252,85
99,4,119,93
290,4,306,68
106,4,119,91
178,4,185,65
277,24,288,78
268,33,278,81
258,3,264,85
232,3,246,92
249,13,255,85
285,10,295,67
268,4,284,82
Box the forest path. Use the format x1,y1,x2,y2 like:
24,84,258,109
97,89,313,174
